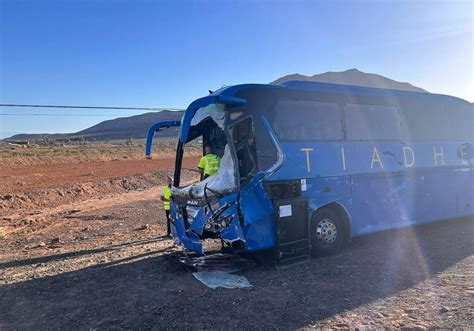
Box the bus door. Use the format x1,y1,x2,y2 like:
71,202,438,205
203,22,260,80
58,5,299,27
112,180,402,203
230,117,311,264
230,117,277,253
230,117,258,185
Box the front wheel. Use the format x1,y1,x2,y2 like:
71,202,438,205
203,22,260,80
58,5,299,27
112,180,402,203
310,208,345,257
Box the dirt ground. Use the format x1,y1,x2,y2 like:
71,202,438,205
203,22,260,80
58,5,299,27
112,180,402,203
1,152,473,329
0,157,202,193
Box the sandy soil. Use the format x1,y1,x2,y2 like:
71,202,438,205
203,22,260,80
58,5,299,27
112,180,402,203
0,155,473,329
0,157,199,194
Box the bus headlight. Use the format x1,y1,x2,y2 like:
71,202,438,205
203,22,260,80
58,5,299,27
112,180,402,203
204,214,233,233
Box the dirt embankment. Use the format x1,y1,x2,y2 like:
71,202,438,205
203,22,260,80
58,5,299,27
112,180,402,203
0,157,200,194
0,157,200,214
0,142,200,167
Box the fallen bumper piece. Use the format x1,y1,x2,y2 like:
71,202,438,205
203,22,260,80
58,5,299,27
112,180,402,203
193,271,252,289
181,253,256,273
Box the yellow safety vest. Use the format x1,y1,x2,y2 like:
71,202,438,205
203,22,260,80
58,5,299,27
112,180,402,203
198,153,220,176
162,185,171,210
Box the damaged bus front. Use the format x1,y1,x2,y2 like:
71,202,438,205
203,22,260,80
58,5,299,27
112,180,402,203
146,86,285,258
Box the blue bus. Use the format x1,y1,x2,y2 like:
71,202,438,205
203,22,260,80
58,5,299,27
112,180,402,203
146,81,473,264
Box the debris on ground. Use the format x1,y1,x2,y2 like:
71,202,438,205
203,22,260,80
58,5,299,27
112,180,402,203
193,270,253,289
181,253,257,273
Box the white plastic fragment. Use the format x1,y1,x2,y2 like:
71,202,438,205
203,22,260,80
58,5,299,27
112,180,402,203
192,270,253,289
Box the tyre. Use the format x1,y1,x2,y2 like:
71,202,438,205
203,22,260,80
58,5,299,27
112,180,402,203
310,207,346,257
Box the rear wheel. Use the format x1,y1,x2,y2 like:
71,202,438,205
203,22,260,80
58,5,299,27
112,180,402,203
310,207,345,257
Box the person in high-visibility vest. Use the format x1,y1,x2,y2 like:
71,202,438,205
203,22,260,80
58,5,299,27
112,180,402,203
160,176,173,236
198,146,221,179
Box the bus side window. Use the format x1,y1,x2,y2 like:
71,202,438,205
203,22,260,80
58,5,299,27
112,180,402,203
400,101,453,141
232,117,258,184
344,103,402,141
450,103,473,141
272,99,343,141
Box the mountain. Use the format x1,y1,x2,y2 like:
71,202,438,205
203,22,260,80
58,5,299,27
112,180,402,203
271,68,427,92
7,110,184,142
74,110,183,140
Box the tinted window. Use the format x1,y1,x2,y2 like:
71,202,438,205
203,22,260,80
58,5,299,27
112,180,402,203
344,103,402,140
401,102,453,141
449,104,473,141
272,99,342,141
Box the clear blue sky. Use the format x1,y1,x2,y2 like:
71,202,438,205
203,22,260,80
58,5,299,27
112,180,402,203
0,0,472,137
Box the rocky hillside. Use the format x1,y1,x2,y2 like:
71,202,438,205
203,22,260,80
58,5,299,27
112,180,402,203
271,68,427,92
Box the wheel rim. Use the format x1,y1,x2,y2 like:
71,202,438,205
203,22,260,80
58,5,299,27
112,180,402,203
316,218,337,244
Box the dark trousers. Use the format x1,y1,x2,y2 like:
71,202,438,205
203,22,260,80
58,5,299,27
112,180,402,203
165,210,171,235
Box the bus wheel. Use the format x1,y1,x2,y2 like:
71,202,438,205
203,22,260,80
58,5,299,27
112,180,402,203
310,207,345,257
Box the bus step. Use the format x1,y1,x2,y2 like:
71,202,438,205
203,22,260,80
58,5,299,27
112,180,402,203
272,196,311,267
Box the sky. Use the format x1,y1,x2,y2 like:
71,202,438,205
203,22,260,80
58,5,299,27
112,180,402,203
0,0,473,137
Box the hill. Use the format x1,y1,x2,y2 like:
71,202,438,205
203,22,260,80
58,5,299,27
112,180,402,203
271,68,427,92
74,110,183,140
7,110,184,142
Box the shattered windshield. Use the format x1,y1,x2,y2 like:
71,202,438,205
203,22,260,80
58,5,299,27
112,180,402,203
172,103,237,200
190,103,226,128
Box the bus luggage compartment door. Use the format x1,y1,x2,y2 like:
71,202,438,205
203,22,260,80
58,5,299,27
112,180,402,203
274,197,310,266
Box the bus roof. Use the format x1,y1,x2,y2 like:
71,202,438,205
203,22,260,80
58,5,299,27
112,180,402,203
180,80,471,142
214,80,470,105
280,80,470,104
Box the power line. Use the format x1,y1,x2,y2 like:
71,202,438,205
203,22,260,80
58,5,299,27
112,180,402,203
0,113,133,117
0,103,176,111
